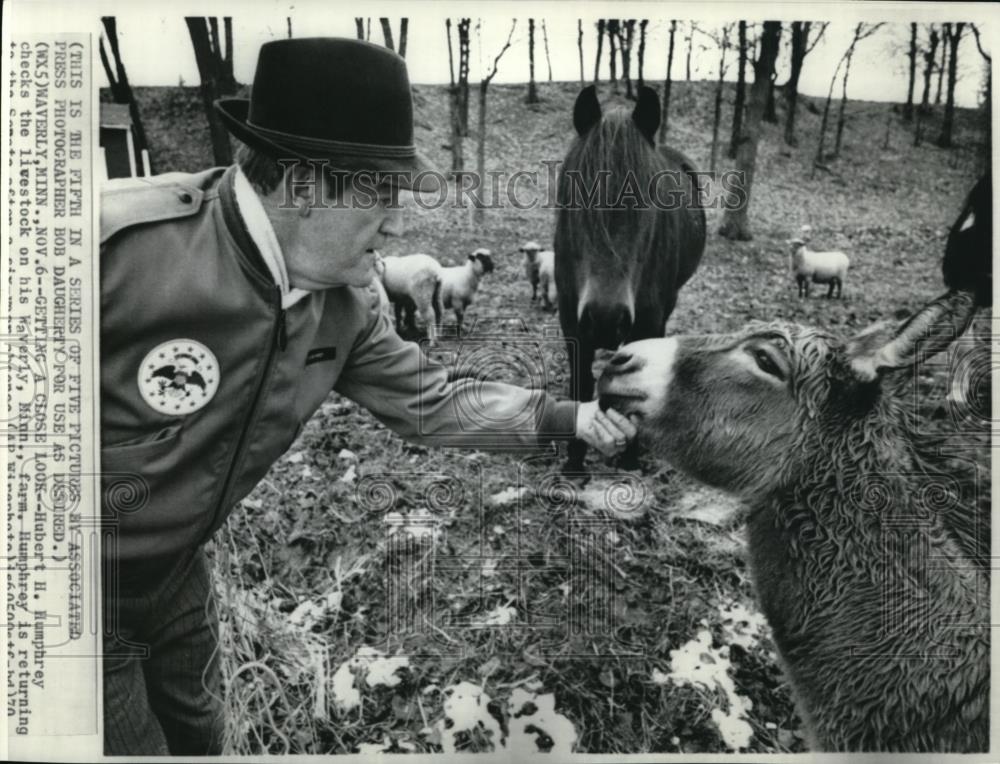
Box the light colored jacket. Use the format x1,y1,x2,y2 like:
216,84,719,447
100,166,575,562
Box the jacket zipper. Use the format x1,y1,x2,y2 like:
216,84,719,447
209,287,286,536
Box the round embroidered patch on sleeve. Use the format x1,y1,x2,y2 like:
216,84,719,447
138,339,220,416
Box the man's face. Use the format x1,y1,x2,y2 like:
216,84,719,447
284,174,404,290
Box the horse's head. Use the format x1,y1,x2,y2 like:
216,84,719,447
557,85,695,350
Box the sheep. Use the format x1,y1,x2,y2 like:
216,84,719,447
595,288,988,751
378,253,444,345
788,237,850,299
519,240,558,311
440,248,495,336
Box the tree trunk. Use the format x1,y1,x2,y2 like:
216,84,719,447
367,19,371,41
728,20,747,159
594,20,605,83
542,20,553,81
607,20,619,93
937,23,964,148
355,18,364,40
578,20,585,85
458,19,471,137
686,26,694,80
287,17,292,38
783,21,809,146
527,19,539,103
399,19,408,58
920,25,940,113
935,30,947,105
100,16,154,173
720,21,781,241
380,18,395,51
710,27,730,175
446,20,463,174
186,17,233,166
833,44,856,156
638,19,648,87
659,19,677,144
475,80,488,223
764,70,778,123
904,22,917,120
620,20,635,99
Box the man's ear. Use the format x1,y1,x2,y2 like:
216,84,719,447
848,290,977,381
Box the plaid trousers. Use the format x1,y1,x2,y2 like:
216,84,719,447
103,549,224,755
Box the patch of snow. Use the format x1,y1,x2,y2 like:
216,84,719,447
507,688,578,755
663,629,755,751
330,646,410,712
434,681,504,753
489,486,531,506
469,604,517,626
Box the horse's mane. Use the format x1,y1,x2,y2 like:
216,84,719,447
556,107,686,267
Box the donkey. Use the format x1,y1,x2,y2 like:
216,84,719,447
555,85,706,474
595,288,989,751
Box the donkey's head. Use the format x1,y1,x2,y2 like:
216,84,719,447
596,291,978,498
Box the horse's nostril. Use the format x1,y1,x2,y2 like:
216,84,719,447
610,352,632,367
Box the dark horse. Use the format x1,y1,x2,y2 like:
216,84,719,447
555,85,706,473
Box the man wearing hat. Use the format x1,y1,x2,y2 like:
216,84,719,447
100,38,635,754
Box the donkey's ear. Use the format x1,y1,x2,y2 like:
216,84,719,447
848,290,978,381
573,85,602,136
632,86,661,144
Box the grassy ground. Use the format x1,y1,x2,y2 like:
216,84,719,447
117,79,989,754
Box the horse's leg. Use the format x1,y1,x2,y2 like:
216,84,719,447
563,340,594,479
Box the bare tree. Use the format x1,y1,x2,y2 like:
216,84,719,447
970,23,992,155
594,20,605,83
607,19,620,92
658,19,678,144
919,24,940,114
286,17,292,38
445,19,464,174
728,21,748,159
99,16,154,172
935,32,947,105
542,20,553,81
937,23,965,148
617,19,636,99
185,16,238,166
784,21,826,146
686,23,696,80
380,18,395,51
813,22,883,171
637,19,648,87
527,19,539,103
457,19,471,136
719,21,781,240
578,20,585,85
355,18,365,40
904,23,918,120
703,24,734,174
474,19,517,224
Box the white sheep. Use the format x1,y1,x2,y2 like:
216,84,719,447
519,240,558,311
378,253,444,344
788,237,850,299
440,248,495,336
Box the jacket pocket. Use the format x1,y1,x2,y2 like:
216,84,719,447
102,424,183,462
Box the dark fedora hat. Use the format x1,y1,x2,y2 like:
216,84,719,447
215,37,442,192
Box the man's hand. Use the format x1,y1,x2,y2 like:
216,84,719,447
575,400,638,456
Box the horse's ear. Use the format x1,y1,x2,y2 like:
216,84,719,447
573,85,602,136
848,290,978,381
632,86,661,144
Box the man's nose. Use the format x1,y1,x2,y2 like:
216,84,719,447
381,206,405,237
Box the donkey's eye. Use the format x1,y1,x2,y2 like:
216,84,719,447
751,347,785,380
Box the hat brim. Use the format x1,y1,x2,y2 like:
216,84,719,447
215,98,443,193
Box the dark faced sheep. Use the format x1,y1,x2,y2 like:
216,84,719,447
440,248,495,336
595,287,988,751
